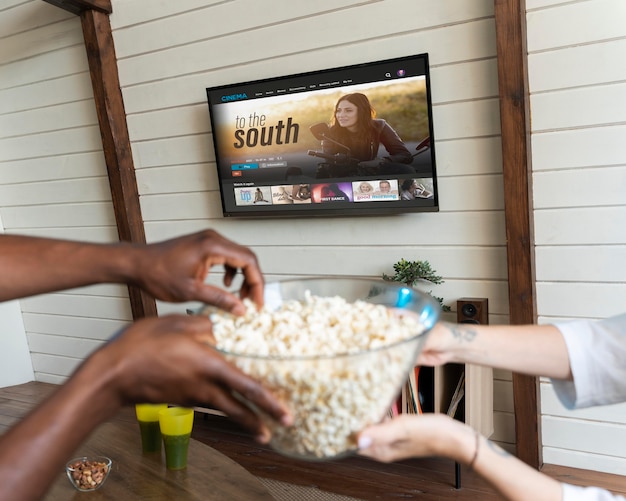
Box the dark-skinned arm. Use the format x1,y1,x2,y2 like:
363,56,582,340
0,229,264,314
0,315,291,501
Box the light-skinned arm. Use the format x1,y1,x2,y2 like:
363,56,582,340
358,414,562,501
418,321,572,380
0,229,264,314
357,320,573,501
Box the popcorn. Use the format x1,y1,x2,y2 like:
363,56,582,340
209,292,426,459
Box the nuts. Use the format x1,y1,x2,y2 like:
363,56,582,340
209,292,425,459
66,457,111,491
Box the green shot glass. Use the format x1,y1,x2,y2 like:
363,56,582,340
135,403,168,454
158,407,194,470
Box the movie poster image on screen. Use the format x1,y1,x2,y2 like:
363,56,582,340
399,178,434,201
271,185,294,205
269,184,312,205
289,184,312,204
233,186,272,206
311,182,354,203
352,179,399,202
209,77,431,184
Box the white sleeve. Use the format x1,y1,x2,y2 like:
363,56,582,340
563,483,626,501
551,313,626,409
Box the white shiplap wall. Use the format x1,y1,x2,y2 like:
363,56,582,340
0,211,33,387
3,0,625,478
111,0,514,449
0,1,130,384
110,0,508,311
527,0,626,474
0,0,513,446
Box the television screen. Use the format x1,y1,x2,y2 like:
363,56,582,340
206,53,438,217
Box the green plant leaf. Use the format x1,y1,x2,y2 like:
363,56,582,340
383,258,451,312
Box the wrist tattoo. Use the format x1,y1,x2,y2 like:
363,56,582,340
447,323,477,343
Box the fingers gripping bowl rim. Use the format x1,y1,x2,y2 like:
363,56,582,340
197,277,440,461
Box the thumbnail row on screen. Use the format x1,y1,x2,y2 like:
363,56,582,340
231,178,434,207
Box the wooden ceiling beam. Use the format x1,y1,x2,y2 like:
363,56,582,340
493,0,540,469
44,0,157,319
43,0,111,15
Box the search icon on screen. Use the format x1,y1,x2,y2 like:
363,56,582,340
385,72,391,77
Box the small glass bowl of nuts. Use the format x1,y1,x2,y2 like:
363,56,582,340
66,456,112,492
200,277,440,461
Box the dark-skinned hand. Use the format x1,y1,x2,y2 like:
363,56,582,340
132,230,264,315
99,314,291,441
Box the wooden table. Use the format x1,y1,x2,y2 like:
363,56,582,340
43,414,275,500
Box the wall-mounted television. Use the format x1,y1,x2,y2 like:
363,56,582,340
206,53,438,217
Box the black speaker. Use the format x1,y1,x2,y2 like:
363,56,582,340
456,297,489,325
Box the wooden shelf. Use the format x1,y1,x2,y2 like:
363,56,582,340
434,363,493,437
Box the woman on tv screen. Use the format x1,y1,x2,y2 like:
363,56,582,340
321,92,416,177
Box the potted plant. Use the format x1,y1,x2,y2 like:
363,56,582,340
382,258,451,312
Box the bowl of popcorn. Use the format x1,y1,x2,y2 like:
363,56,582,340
201,277,440,461
66,456,112,492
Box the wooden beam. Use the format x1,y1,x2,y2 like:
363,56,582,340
44,0,155,319
77,8,157,319
42,0,155,319
493,0,541,468
43,0,111,15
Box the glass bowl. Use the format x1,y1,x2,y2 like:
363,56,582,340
199,277,440,461
66,456,112,492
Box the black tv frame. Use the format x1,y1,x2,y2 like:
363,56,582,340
206,53,438,218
